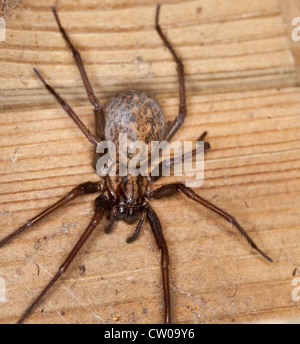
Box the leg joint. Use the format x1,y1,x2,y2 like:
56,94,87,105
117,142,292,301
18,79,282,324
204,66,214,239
161,248,169,268
80,181,101,194
62,102,71,112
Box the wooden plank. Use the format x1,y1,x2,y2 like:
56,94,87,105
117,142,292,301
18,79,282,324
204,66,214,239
0,0,299,324
0,0,22,19
0,0,297,98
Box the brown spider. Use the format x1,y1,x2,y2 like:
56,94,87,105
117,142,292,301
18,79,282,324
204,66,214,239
0,4,272,324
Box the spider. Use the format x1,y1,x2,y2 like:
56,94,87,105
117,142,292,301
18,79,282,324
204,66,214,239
0,4,272,324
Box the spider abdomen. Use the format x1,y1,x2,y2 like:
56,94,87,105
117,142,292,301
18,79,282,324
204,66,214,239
104,90,165,155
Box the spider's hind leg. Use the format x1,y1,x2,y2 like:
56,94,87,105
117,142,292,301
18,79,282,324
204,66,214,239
33,68,100,146
52,7,105,140
150,131,210,182
155,4,186,142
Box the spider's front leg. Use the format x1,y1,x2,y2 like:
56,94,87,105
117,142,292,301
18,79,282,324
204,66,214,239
17,192,112,324
150,184,273,263
146,204,171,324
0,181,103,249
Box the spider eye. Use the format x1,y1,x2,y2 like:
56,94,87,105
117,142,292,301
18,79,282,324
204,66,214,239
119,205,126,215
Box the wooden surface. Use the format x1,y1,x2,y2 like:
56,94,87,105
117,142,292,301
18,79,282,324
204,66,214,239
0,0,300,324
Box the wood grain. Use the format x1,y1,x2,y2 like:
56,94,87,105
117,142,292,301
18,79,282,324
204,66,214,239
0,0,22,19
0,0,299,324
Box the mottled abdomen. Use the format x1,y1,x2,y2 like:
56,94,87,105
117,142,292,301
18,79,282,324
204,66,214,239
104,90,165,156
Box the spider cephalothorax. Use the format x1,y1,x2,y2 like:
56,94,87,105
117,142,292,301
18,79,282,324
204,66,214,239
101,175,148,228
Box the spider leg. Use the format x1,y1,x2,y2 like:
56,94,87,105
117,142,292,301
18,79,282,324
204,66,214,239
0,182,102,249
179,131,210,163
52,7,105,140
17,206,106,324
33,68,99,146
126,210,146,243
155,4,186,142
146,204,171,324
150,131,210,182
104,205,118,233
150,183,273,263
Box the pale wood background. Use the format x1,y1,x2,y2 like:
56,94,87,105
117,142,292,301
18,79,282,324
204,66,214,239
0,0,300,324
